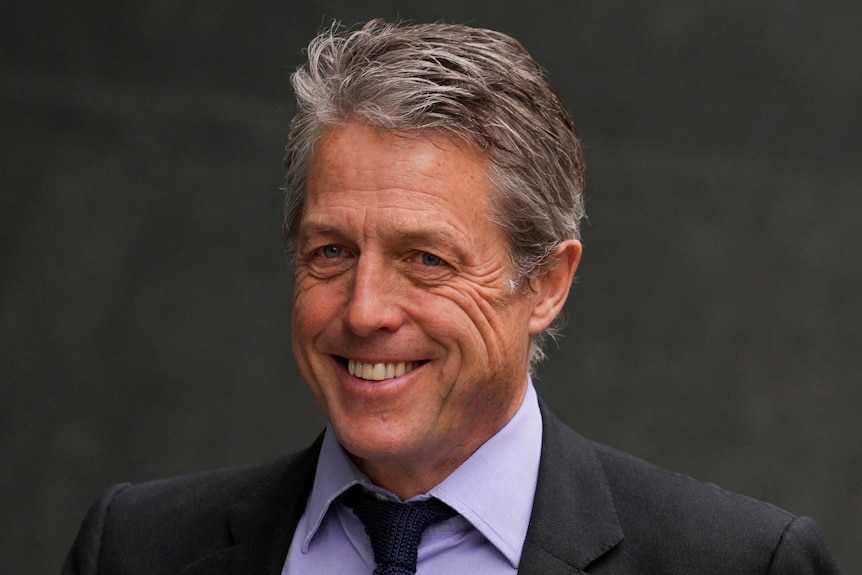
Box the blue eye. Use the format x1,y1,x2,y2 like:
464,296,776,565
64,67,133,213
321,245,342,258
420,252,443,266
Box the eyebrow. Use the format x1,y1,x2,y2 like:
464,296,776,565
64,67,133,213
391,228,460,249
297,222,343,243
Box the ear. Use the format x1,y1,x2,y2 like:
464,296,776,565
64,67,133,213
528,240,582,335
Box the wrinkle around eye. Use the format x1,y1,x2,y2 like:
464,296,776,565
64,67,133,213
304,243,355,277
401,251,455,284
308,242,352,259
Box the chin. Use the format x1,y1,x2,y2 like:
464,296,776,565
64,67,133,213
333,416,424,462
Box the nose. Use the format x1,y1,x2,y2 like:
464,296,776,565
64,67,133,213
344,255,404,337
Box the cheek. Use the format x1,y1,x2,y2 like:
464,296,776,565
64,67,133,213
292,281,346,345
421,284,523,359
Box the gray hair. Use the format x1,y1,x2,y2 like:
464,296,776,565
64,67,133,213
283,19,586,370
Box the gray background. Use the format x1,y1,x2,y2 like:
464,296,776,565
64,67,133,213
2,1,859,573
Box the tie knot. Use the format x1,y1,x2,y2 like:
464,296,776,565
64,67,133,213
341,485,457,575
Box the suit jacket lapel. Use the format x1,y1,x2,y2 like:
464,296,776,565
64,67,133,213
518,402,624,575
180,434,324,575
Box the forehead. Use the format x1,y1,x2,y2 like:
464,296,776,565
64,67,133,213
308,124,489,191
302,123,501,241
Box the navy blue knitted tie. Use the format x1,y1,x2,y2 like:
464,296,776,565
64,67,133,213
342,485,457,575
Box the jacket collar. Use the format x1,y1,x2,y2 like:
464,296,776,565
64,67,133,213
517,400,624,574
179,434,323,575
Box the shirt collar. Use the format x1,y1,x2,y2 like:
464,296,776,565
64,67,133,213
298,379,543,568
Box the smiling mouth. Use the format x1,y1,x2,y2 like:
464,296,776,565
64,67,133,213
346,359,423,381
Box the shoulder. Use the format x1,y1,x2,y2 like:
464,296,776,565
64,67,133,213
102,454,302,525
535,406,840,573
64,439,322,575
588,439,839,573
591,440,793,533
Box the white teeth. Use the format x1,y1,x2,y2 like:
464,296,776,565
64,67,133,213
347,359,417,381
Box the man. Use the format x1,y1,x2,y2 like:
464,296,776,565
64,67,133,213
64,20,841,574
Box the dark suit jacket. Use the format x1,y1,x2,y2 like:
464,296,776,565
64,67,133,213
63,403,841,574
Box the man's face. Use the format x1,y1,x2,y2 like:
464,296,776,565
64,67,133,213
292,122,550,493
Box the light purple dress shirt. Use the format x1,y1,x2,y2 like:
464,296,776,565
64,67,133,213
282,381,543,574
